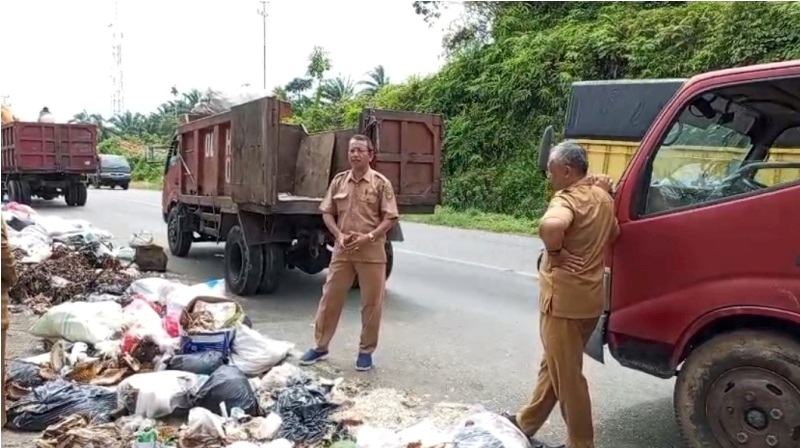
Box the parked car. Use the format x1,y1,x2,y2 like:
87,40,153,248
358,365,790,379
90,154,131,189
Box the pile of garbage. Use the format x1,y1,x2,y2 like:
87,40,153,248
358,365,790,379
2,205,535,448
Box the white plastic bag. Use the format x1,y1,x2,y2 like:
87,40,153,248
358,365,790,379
122,299,174,353
127,278,175,303
117,371,201,419
356,426,402,448
29,301,123,344
451,412,531,448
230,325,294,376
397,420,451,448
165,279,226,314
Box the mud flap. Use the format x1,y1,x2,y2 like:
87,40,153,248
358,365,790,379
387,222,404,242
584,313,609,364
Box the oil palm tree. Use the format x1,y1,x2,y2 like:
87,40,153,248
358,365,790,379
320,76,356,104
359,65,389,95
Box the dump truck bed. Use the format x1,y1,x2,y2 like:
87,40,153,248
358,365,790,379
173,96,442,214
1,121,99,174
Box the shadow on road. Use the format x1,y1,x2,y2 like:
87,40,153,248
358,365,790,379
596,396,684,448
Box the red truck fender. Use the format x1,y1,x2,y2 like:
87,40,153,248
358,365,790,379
670,305,800,369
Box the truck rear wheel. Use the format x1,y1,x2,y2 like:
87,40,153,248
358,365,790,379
167,207,193,257
224,225,263,296
258,243,285,294
674,330,800,448
75,184,87,206
65,185,77,206
9,180,32,205
352,241,394,289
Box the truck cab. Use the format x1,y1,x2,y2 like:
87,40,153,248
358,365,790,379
541,61,800,446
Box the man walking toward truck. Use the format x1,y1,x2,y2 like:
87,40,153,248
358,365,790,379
506,142,618,448
300,134,399,371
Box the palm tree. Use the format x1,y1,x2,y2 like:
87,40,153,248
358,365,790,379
320,76,356,104
107,111,148,136
359,65,389,95
70,110,108,140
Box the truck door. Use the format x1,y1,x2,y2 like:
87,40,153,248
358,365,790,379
607,76,800,373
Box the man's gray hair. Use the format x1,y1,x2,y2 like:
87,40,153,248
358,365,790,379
549,141,589,175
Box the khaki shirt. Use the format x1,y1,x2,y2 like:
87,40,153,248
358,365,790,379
320,168,399,263
539,178,618,319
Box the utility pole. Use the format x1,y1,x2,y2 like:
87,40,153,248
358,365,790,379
257,1,269,90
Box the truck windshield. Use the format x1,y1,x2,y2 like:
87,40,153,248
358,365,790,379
101,155,130,171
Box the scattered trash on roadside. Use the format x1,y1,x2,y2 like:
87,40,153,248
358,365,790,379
4,205,517,448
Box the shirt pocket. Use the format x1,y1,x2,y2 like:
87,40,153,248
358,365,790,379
360,188,379,204
333,190,350,209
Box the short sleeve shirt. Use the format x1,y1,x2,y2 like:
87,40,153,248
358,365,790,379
320,168,399,263
538,178,618,319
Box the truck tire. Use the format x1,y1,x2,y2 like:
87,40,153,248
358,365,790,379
224,225,263,296
7,180,19,203
122,182,130,190
15,180,32,206
674,330,800,448
167,207,192,257
258,243,285,294
65,185,77,206
352,241,394,289
75,184,87,206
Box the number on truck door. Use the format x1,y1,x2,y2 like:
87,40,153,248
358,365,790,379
224,128,232,183
204,132,215,158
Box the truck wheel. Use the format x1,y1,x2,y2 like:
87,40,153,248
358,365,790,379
7,180,19,203
352,241,394,289
122,183,130,190
75,184,87,206
16,181,32,206
224,225,263,296
64,185,76,206
258,243,285,294
167,207,192,257
674,330,800,448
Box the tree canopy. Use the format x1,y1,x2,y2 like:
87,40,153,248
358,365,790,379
79,2,800,217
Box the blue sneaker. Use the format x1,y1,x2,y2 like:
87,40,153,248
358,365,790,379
355,352,373,371
299,348,328,365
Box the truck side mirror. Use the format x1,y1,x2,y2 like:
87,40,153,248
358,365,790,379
538,125,555,172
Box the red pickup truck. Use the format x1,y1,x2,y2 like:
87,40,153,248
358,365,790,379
540,61,800,447
1,121,98,206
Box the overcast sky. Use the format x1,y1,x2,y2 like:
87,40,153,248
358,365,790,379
1,0,461,121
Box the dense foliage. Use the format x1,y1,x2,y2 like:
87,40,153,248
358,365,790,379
79,2,800,217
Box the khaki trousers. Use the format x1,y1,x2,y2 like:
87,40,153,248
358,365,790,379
517,313,599,448
314,259,386,353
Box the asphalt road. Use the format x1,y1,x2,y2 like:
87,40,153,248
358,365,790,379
33,189,682,447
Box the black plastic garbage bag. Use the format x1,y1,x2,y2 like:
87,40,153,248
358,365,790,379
7,361,46,388
272,376,341,443
167,351,226,375
6,379,117,432
192,365,259,416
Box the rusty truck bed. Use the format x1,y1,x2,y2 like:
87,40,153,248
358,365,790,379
173,96,442,214
1,122,98,174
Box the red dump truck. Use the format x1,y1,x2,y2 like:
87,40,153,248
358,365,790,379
1,121,98,206
539,61,800,446
161,96,442,295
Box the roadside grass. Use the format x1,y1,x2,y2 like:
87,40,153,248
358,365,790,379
130,180,162,190
126,183,538,236
403,206,539,235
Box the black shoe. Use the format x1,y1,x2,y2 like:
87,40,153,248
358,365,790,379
502,411,521,429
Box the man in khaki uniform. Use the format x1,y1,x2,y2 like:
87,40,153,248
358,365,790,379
2,218,19,427
300,134,399,371
507,142,618,448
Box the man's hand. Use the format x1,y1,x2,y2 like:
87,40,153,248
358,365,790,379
589,174,614,193
344,233,371,251
549,248,585,273
336,231,349,250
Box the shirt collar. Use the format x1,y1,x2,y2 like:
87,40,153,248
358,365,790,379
345,168,375,184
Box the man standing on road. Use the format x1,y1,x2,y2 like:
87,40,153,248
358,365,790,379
1,218,19,427
507,142,618,448
300,134,399,371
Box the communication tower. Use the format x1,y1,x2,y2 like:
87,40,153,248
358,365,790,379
109,0,125,116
